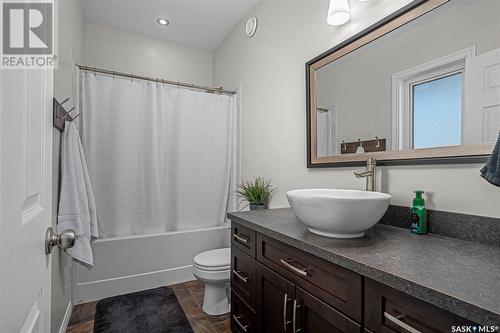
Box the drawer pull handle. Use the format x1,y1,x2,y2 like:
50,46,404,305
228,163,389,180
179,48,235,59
233,270,249,283
234,233,249,244
384,312,422,333
233,315,249,332
280,259,308,277
283,293,291,332
292,299,302,332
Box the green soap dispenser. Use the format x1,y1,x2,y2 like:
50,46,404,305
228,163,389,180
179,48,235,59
410,191,427,235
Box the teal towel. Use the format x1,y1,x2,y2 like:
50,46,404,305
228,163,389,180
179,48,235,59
481,131,500,187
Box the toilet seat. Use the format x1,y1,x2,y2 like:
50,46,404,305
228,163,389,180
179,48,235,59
193,248,230,271
192,247,231,316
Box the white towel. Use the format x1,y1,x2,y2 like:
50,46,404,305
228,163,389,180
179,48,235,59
57,121,98,269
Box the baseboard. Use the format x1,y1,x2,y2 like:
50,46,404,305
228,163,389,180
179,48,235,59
58,302,72,333
73,265,196,304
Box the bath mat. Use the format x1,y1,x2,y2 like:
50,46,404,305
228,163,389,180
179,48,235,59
93,286,193,333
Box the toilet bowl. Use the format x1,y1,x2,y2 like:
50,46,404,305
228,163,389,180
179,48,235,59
193,248,231,315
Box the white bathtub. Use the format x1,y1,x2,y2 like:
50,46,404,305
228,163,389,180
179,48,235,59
72,225,230,304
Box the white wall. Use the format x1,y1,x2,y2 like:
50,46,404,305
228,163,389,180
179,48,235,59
83,22,214,86
52,0,84,332
214,0,500,218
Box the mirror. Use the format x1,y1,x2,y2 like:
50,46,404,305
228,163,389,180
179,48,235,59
307,0,499,167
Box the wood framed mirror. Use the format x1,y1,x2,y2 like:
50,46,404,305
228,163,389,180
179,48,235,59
306,0,498,167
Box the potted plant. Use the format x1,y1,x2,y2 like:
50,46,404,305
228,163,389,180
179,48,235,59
236,177,276,210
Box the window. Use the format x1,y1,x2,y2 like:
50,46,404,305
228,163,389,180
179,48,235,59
411,72,463,149
392,47,474,150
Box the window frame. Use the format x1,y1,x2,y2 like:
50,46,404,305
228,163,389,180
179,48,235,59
391,46,475,151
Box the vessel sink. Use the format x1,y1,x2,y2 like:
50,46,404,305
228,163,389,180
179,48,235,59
287,189,391,238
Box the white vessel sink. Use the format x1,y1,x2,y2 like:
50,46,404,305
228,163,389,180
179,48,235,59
287,189,391,238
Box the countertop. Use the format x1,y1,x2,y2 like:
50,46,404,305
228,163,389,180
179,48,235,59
227,208,500,325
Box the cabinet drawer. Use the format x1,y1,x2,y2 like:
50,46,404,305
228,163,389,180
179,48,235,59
231,291,256,333
232,222,256,258
257,234,362,322
365,278,474,333
231,245,256,309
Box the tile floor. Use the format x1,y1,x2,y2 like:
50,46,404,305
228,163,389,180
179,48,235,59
65,280,230,333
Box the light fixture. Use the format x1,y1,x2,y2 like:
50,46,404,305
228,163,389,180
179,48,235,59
327,0,351,26
157,18,170,26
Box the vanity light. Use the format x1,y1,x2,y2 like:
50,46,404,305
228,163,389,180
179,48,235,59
157,18,170,26
327,0,351,26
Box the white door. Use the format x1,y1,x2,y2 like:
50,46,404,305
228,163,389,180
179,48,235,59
0,66,54,332
463,47,500,144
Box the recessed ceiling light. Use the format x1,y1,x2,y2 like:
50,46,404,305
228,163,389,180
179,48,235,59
157,18,170,26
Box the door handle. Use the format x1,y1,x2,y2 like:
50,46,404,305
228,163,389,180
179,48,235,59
384,312,422,333
292,299,302,332
233,315,249,332
280,259,308,277
45,227,76,254
283,293,292,332
233,270,249,283
233,233,249,244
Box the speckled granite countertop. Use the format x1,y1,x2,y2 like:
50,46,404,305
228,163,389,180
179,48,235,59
227,208,500,325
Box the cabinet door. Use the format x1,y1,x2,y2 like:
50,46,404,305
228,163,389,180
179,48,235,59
256,263,295,333
294,287,361,333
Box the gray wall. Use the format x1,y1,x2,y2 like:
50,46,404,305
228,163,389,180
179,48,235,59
213,0,500,218
82,22,214,86
316,0,500,147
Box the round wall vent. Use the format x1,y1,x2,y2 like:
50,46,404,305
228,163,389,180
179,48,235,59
245,17,258,37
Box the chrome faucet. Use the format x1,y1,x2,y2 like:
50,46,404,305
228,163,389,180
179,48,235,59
353,156,376,191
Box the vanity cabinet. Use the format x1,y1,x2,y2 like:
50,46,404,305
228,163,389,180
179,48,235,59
256,262,360,333
364,279,472,333
230,222,474,333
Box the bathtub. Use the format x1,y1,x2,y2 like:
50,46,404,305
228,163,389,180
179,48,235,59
72,225,230,304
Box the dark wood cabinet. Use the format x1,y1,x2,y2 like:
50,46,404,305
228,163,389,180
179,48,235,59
255,263,295,333
231,291,256,333
231,223,256,257
231,245,256,309
255,263,360,333
257,233,362,321
295,286,361,333
364,279,474,333
230,222,473,333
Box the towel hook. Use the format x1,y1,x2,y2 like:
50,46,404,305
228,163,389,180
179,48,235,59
358,138,363,147
342,140,347,151
375,136,380,147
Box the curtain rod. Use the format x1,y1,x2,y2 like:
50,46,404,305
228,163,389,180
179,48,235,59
76,65,236,95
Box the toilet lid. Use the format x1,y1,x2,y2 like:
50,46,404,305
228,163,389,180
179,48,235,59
194,248,230,270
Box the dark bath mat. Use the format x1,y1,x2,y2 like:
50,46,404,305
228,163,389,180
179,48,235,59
93,286,193,333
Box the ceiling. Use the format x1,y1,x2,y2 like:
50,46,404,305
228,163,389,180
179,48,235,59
80,0,258,51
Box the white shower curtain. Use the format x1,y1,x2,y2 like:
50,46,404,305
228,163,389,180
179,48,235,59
79,72,239,238
317,106,337,156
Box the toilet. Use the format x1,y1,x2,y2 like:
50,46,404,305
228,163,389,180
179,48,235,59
193,248,231,315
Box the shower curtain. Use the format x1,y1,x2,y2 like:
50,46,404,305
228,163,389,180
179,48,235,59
317,106,337,156
79,72,239,238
